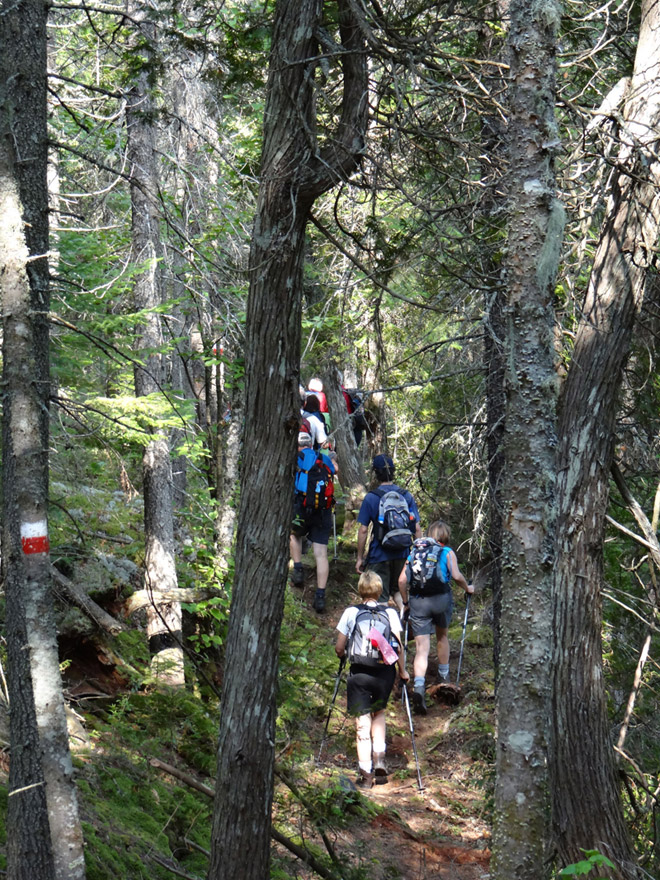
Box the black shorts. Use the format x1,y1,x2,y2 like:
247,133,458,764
346,664,397,715
291,499,332,544
409,592,453,636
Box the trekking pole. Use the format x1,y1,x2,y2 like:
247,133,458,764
332,510,337,560
401,679,424,792
318,656,346,763
399,614,424,791
456,594,471,687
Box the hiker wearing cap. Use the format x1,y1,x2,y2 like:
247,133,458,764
290,432,337,613
335,571,409,787
398,520,473,714
355,455,422,609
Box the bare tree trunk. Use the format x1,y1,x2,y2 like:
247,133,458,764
492,2,563,878
550,3,660,874
214,339,243,571
208,2,367,876
126,7,184,686
0,3,85,876
322,363,366,525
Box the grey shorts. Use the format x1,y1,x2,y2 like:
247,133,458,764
409,592,453,636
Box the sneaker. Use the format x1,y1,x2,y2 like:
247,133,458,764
373,752,388,784
412,687,427,715
313,589,326,613
356,769,374,788
291,565,304,587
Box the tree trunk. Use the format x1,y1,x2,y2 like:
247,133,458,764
0,3,85,877
492,2,563,878
208,2,367,877
322,362,366,525
550,3,660,874
126,8,184,686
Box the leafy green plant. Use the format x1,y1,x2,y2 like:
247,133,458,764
557,850,616,878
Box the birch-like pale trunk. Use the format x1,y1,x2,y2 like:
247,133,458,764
492,2,564,878
208,2,367,876
0,2,85,876
550,2,660,875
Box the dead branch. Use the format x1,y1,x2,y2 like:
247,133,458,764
51,567,126,634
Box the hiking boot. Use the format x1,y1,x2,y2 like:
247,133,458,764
291,565,304,587
373,752,388,784
436,672,450,685
412,687,427,715
313,589,326,613
356,769,374,789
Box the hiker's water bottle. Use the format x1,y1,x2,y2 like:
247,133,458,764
368,627,398,665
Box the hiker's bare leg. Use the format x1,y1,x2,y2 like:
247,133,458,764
436,626,449,665
290,534,303,564
313,542,329,591
413,634,431,679
371,709,386,754
392,590,404,613
356,713,372,771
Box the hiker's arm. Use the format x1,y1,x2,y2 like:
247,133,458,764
335,632,348,659
356,524,369,573
449,551,472,593
414,520,422,539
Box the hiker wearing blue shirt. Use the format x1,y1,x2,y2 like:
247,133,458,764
290,432,337,613
356,454,422,609
398,520,473,714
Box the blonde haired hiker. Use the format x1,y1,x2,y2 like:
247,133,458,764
335,572,409,787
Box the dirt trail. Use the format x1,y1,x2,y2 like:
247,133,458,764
290,568,493,880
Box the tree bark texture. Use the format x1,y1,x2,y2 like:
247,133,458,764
492,2,564,878
208,2,367,878
126,7,184,686
550,2,660,875
322,362,366,520
0,2,85,877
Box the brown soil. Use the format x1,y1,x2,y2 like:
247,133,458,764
285,567,493,880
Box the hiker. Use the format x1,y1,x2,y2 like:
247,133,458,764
398,520,473,715
355,454,422,609
302,394,329,450
307,378,329,414
290,432,336,613
342,385,367,448
335,570,409,787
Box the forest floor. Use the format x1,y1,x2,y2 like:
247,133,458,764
281,546,494,880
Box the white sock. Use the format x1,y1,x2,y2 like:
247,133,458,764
359,761,372,773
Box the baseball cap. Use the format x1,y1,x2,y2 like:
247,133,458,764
372,454,394,471
298,431,313,446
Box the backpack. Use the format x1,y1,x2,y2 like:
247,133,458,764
350,393,368,430
374,486,416,551
295,448,334,512
408,538,452,595
301,415,313,435
347,604,392,667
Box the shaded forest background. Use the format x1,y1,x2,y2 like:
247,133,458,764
1,0,660,879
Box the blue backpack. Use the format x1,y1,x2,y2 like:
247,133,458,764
295,448,334,511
